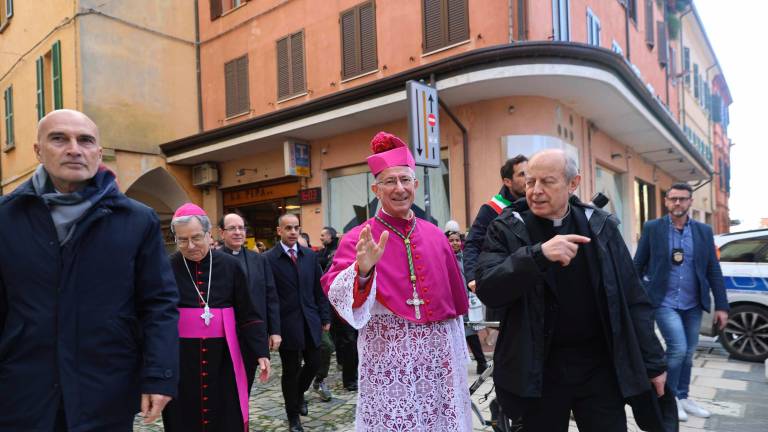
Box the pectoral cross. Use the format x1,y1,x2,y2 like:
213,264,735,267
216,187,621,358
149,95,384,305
406,290,425,319
201,305,214,326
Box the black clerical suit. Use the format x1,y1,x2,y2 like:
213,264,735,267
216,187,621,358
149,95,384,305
265,243,331,420
163,249,268,432
221,246,281,390
476,201,668,432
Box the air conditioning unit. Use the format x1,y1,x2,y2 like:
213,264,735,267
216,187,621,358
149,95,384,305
192,162,219,187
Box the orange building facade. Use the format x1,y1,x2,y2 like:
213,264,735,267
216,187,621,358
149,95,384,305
161,0,729,250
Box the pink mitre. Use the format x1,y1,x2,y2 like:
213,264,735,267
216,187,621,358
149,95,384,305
173,202,207,218
366,131,416,176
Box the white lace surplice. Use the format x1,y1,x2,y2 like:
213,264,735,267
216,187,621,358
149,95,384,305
328,264,472,432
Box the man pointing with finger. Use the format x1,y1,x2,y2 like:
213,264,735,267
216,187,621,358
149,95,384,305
322,131,471,431
476,149,668,431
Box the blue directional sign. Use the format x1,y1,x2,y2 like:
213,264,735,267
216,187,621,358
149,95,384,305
406,80,440,167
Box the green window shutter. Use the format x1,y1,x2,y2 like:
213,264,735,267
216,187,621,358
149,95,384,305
36,56,45,120
52,40,63,110
4,86,13,147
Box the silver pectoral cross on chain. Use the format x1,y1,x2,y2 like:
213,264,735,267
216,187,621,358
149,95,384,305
201,305,214,326
406,289,425,319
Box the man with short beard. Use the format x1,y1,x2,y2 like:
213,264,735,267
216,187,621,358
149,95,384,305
634,182,728,422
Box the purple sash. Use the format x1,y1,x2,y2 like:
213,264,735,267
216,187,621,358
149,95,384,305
178,307,249,432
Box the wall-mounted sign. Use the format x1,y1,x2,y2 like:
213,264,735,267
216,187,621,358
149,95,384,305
222,182,300,207
298,187,322,204
284,140,311,177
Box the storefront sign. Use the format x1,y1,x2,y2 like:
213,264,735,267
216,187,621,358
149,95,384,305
223,182,300,207
284,140,311,177
298,187,322,204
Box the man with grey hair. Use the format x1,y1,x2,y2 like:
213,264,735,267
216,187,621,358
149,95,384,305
476,149,671,431
163,203,270,431
0,109,179,430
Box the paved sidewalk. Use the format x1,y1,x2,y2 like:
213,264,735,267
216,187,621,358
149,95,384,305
134,338,767,431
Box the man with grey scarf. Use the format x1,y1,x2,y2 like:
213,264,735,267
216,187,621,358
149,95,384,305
0,110,179,431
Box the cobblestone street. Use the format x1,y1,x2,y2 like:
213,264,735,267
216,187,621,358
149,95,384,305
134,337,768,431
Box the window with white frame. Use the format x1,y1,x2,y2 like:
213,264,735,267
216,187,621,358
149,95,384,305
612,39,624,56
552,0,570,41
587,8,601,46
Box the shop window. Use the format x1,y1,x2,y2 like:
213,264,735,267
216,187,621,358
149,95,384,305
595,165,626,235
0,0,12,30
327,159,451,234
634,179,656,235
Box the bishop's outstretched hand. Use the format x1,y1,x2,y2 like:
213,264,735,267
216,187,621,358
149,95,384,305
356,225,388,276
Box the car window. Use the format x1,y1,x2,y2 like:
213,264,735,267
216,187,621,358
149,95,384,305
719,236,768,263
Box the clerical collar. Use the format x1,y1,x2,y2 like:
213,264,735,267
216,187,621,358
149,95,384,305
230,248,240,255
535,205,571,228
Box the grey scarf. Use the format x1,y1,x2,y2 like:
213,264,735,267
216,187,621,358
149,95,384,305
31,165,110,245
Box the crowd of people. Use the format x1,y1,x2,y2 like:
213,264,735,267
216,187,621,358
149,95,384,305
0,109,729,432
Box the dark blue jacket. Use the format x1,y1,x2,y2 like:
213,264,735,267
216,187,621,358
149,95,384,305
265,244,330,350
634,216,729,312
0,179,179,431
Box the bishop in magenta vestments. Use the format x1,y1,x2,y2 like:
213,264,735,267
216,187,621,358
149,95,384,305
321,132,471,432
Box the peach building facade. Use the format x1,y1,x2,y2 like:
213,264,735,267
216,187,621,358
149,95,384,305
161,0,728,250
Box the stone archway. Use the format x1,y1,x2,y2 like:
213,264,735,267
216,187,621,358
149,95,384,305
125,167,190,250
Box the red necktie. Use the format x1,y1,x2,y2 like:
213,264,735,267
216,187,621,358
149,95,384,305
289,248,297,265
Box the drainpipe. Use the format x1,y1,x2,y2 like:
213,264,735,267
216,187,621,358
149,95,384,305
194,0,203,132
678,6,693,131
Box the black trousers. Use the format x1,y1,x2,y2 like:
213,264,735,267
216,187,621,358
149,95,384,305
331,314,358,387
466,334,486,364
279,342,321,418
496,366,627,432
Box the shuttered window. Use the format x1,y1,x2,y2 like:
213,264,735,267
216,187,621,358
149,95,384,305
683,47,690,86
210,0,223,20
341,1,378,80
36,57,45,120
586,8,600,46
225,55,250,117
276,31,306,100
645,0,654,48
0,0,13,28
422,0,469,53
3,86,13,148
656,21,667,66
693,63,699,99
52,41,62,110
35,41,63,120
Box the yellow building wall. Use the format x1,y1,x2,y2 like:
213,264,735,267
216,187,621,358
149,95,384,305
1,21,79,192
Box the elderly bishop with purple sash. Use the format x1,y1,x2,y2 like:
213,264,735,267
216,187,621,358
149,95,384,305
321,132,471,432
163,203,271,432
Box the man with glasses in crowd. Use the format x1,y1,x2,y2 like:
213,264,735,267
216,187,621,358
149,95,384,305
322,132,472,431
634,182,729,422
219,213,282,391
163,203,270,431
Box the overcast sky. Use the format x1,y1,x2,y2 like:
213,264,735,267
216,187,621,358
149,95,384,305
695,1,767,230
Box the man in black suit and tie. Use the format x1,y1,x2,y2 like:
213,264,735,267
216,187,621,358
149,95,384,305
218,213,282,390
266,213,331,432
